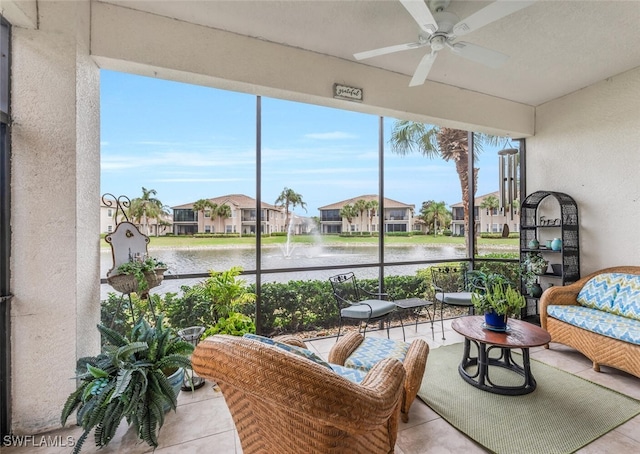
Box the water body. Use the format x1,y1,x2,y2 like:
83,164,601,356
100,243,513,298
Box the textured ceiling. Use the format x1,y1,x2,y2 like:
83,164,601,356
102,0,640,106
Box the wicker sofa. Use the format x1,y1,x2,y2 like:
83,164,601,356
540,266,640,378
192,334,406,454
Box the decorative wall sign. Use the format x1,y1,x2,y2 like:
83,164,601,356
333,84,363,102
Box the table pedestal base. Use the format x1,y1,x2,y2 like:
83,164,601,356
458,338,537,395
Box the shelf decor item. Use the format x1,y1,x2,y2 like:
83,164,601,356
529,282,543,298
551,237,563,251
528,238,539,249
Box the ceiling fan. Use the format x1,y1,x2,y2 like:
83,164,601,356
354,0,536,87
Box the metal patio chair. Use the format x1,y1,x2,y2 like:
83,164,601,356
431,266,477,340
329,272,399,340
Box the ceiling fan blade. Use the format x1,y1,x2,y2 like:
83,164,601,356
354,41,426,60
453,0,537,36
399,0,438,35
448,41,509,68
409,51,438,87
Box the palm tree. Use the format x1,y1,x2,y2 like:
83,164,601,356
193,199,216,233
353,199,369,235
367,200,379,233
275,187,307,231
340,204,357,234
215,203,232,234
421,201,450,236
479,194,500,233
128,187,164,236
390,121,507,249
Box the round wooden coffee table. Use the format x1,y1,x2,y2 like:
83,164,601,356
451,316,551,395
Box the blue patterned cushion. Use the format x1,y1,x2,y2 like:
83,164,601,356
329,364,368,383
577,273,621,312
344,337,409,372
610,275,640,321
547,305,640,345
243,334,332,369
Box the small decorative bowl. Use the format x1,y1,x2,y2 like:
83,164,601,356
551,264,563,275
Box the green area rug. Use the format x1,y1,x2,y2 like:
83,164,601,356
417,343,640,454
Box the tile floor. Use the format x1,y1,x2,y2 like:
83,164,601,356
4,319,640,453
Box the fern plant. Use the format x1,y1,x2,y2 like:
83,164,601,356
61,316,193,454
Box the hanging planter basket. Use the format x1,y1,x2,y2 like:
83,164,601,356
107,268,167,295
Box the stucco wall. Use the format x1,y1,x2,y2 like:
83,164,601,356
527,67,640,274
9,1,100,434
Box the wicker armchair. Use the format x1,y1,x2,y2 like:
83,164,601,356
192,335,406,454
327,332,429,423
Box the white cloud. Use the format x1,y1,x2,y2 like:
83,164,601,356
152,177,250,183
101,149,255,171
304,131,358,140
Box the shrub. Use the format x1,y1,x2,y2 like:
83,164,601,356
204,312,256,336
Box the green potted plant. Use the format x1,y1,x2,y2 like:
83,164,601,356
466,270,513,293
521,252,548,297
61,315,193,454
107,257,167,295
472,283,526,331
523,252,549,275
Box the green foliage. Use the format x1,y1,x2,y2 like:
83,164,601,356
473,255,521,286
480,232,520,239
147,261,522,336
204,312,256,336
115,257,166,293
61,316,193,453
361,275,426,300
253,280,336,335
101,292,164,341
162,284,211,328
202,266,256,319
192,233,241,238
466,269,512,292
472,283,525,316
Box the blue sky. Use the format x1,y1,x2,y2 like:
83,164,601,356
100,69,511,215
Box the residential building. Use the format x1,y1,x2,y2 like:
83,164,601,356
101,198,172,236
319,195,414,234
450,191,521,236
100,198,117,234
172,194,285,235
